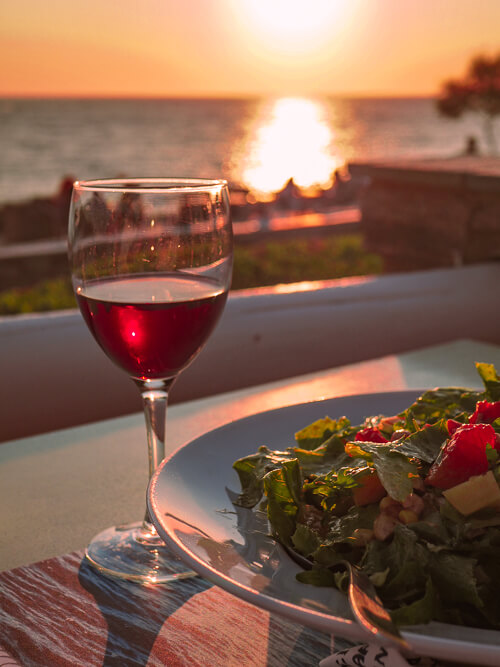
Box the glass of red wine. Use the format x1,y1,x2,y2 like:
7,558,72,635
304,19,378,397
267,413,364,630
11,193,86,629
68,178,233,583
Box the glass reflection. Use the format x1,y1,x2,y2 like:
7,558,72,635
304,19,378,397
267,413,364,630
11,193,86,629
238,98,342,198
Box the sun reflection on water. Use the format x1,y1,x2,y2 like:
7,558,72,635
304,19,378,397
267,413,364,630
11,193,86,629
237,97,342,198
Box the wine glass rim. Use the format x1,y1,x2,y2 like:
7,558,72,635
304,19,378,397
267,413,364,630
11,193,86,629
74,177,228,193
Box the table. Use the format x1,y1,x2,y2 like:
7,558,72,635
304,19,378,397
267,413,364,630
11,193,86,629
1,339,500,666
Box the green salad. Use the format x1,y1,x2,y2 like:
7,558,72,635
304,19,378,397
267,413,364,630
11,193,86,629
233,362,500,630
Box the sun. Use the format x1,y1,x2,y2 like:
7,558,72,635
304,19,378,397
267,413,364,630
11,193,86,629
235,0,349,54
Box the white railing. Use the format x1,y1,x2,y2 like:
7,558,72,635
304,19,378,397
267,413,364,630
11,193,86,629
1,262,499,442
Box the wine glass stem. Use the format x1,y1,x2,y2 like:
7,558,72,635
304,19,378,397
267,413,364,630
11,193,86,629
139,379,175,530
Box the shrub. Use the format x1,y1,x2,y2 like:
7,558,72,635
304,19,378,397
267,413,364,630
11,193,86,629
0,233,382,315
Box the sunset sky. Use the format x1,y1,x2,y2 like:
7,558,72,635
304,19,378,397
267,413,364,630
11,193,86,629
1,0,499,98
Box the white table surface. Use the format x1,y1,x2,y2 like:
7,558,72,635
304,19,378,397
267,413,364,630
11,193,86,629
2,338,500,573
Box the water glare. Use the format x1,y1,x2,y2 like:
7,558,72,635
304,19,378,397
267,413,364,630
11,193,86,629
238,98,342,198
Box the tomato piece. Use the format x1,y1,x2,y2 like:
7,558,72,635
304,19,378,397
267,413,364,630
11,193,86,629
354,427,388,443
447,419,463,436
469,400,500,425
426,423,497,489
353,471,386,506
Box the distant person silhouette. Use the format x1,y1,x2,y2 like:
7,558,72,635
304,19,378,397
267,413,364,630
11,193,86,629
463,136,479,156
275,177,301,211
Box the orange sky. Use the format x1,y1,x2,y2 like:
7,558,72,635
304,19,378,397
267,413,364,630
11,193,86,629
1,0,499,98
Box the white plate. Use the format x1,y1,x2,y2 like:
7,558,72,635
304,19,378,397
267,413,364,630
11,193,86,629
148,392,500,666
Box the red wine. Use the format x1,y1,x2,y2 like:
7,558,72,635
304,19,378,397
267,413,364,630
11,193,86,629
77,274,227,380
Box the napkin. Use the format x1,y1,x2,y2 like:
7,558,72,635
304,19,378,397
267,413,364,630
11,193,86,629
319,641,439,667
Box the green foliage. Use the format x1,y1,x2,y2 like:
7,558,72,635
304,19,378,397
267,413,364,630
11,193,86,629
231,234,382,290
0,233,382,315
436,52,500,152
0,277,76,315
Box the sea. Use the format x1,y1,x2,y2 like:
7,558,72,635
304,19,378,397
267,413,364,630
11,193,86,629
0,96,485,205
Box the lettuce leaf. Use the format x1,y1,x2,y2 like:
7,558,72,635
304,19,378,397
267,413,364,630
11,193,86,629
429,552,483,609
295,416,348,450
291,523,321,557
369,525,430,604
232,446,296,508
325,504,379,544
390,577,436,626
263,459,302,545
295,568,337,587
345,441,417,501
395,422,448,464
476,362,500,401
403,387,481,427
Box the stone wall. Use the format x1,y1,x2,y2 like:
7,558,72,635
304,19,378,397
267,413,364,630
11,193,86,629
349,157,500,273
0,178,73,245
0,239,68,289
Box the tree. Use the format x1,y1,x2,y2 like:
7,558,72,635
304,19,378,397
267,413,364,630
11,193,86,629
436,53,500,154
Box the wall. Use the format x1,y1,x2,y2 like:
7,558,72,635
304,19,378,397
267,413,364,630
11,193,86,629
350,157,500,272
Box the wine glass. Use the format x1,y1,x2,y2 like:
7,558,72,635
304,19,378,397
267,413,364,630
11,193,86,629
68,178,233,583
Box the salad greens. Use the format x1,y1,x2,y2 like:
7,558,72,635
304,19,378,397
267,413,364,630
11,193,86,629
233,362,500,630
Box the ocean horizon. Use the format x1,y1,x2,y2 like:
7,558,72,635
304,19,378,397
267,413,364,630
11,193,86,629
0,95,486,205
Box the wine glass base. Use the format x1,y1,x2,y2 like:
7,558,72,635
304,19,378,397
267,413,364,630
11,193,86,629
85,521,197,584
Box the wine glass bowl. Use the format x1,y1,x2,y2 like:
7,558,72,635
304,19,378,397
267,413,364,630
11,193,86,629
68,178,233,583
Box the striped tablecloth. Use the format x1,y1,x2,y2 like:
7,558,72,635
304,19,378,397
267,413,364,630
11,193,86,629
0,551,333,666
